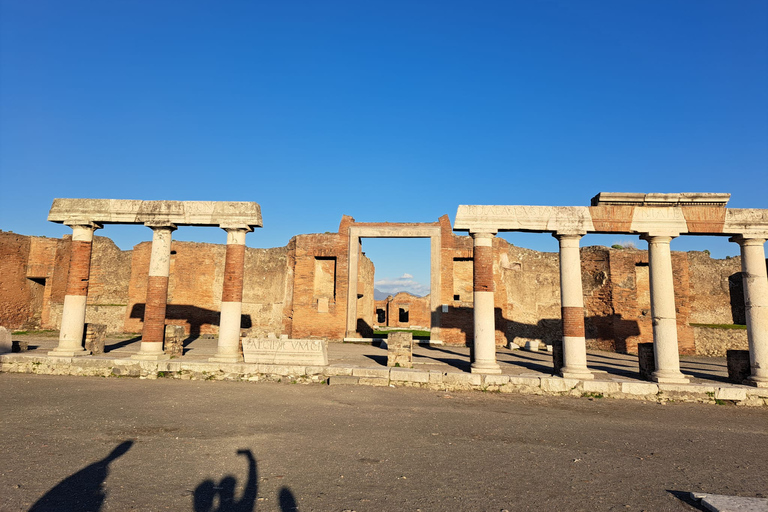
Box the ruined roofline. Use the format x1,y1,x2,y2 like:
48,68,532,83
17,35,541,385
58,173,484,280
47,198,262,229
591,192,731,207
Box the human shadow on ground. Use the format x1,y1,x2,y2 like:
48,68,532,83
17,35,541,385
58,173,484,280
194,449,299,512
29,440,133,512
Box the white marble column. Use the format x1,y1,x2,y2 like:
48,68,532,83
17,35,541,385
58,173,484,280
555,233,593,379
49,222,101,356
471,231,501,374
133,224,176,360
211,227,251,362
641,234,689,384
730,236,768,387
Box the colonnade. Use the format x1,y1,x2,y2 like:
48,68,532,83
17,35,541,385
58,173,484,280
467,229,768,387
46,199,261,363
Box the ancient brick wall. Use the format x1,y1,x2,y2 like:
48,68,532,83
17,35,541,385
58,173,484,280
376,292,430,329
686,251,743,325
0,232,37,329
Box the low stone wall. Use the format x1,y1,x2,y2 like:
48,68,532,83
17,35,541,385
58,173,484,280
2,353,766,406
694,326,748,357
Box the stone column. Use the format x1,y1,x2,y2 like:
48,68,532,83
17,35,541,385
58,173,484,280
554,233,593,379
49,222,101,356
211,227,251,362
730,236,768,387
345,232,360,338
470,231,501,374
133,224,176,360
641,235,689,384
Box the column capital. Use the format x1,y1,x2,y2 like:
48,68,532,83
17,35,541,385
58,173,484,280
470,230,496,239
220,224,254,233
64,220,103,230
729,235,767,246
144,222,177,232
553,232,584,243
639,233,676,244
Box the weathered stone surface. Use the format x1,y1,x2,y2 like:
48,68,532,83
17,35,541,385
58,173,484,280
540,377,579,393
164,325,185,358
715,387,748,402
390,368,429,383
351,367,389,378
0,327,11,354
620,382,659,395
328,375,359,385
443,372,482,387
387,331,413,368
581,380,620,394
483,374,510,386
242,338,327,365
84,323,107,355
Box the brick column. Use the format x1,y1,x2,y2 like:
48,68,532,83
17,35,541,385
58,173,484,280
554,233,593,379
211,227,251,362
471,231,501,374
49,222,101,357
133,224,176,360
641,235,689,383
730,236,768,387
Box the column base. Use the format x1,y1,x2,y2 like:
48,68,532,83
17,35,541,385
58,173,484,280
651,370,690,384
47,348,90,357
209,355,242,363
471,362,502,375
561,367,594,380
746,376,768,388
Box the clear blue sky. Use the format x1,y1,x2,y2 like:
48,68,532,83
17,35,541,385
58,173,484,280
1,0,766,296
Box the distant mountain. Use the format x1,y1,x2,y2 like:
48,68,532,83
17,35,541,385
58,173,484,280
373,288,429,300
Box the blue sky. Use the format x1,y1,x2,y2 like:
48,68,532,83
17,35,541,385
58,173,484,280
1,0,766,296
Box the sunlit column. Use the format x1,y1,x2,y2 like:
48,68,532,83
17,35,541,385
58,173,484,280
730,236,768,387
641,234,689,384
554,233,593,379
133,224,176,360
211,227,252,362
470,231,501,374
49,222,101,357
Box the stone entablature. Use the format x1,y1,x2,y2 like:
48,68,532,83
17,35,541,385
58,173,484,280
454,204,768,238
48,198,262,230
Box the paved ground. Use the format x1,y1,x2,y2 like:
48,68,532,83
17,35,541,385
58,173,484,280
1,373,766,511
11,332,735,385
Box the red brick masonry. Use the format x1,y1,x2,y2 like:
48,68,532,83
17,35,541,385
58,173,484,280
66,241,93,296
221,244,245,302
142,275,169,344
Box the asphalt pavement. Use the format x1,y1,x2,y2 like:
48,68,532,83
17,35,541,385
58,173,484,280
1,373,766,511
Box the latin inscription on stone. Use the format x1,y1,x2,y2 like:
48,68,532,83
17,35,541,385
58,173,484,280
242,337,328,365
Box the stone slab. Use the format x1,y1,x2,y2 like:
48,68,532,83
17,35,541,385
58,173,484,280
483,374,510,386
540,377,579,393
390,368,429,383
242,338,327,366
691,492,768,512
715,387,748,402
582,380,621,394
352,367,390,378
621,382,659,395
328,375,360,386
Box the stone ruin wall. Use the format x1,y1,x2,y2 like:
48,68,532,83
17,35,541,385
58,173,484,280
374,292,431,330
0,228,753,356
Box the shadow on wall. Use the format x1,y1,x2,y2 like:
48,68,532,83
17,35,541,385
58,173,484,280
29,440,134,512
129,304,252,337
438,306,641,353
